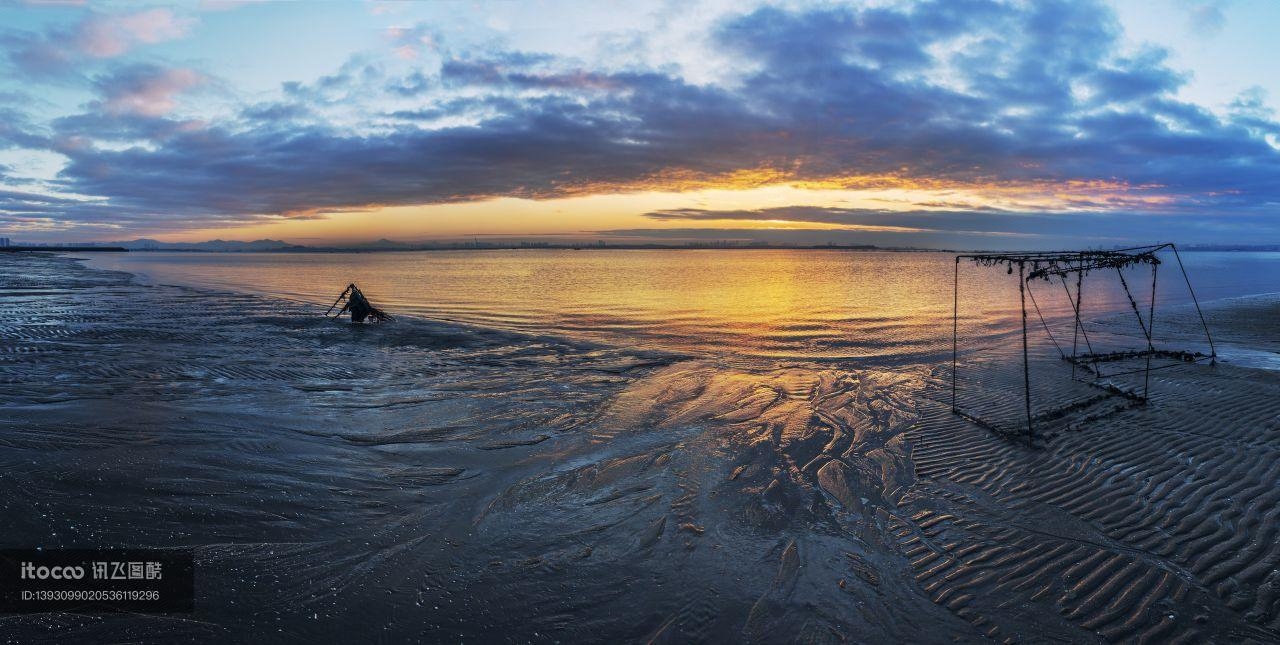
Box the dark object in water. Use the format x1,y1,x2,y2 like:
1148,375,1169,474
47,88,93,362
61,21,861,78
325,283,392,323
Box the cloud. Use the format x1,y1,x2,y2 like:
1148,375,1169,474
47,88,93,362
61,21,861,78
1179,0,1230,36
76,8,193,58
642,206,1052,236
93,65,204,117
3,8,193,77
0,183,106,233
3,0,1278,241
385,23,440,61
0,102,49,150
197,0,266,11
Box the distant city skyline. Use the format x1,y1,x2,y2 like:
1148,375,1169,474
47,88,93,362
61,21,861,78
1,0,1278,250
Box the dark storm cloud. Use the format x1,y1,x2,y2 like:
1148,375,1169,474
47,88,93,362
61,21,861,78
4,0,1278,235
42,60,768,224
708,0,1277,194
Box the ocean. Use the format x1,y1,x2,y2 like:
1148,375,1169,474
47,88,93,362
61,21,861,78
85,249,1280,362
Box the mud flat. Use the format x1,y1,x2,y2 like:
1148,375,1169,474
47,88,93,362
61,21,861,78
0,252,1277,643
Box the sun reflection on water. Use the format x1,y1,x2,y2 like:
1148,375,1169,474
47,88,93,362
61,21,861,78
85,249,1279,362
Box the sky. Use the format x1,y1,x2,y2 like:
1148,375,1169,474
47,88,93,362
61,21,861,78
0,0,1277,249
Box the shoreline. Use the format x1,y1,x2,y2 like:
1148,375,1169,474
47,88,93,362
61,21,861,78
1,252,1278,642
76,250,1280,373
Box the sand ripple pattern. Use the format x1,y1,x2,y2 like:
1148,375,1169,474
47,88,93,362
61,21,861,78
899,355,1280,642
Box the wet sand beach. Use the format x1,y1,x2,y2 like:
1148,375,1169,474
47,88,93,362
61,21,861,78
2,252,1279,643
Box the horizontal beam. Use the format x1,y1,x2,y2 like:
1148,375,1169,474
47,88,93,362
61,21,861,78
956,243,1172,261
1068,349,1207,364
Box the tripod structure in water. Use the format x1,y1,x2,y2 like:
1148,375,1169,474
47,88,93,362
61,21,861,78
325,283,393,323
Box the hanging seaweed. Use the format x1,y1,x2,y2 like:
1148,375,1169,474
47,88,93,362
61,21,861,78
964,246,1163,282
325,283,393,323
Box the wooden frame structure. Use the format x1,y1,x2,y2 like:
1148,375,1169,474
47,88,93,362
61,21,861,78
951,243,1215,441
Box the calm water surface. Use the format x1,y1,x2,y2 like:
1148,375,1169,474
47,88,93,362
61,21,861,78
86,249,1280,361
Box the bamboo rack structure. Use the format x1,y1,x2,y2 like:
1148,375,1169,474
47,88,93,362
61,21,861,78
951,243,1215,443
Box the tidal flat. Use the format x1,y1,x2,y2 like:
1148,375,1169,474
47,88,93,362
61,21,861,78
1,252,1279,643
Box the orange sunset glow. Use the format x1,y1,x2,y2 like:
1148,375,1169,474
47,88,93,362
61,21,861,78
170,175,1182,244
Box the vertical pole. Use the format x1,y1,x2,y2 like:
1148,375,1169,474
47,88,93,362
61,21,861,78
952,257,959,412
1070,269,1081,380
1060,272,1098,377
1170,244,1216,363
1019,262,1033,444
1145,262,1157,401
1079,271,1099,379
1116,267,1151,341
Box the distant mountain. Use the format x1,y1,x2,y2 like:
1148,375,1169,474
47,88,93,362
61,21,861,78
343,238,415,250
110,238,302,252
